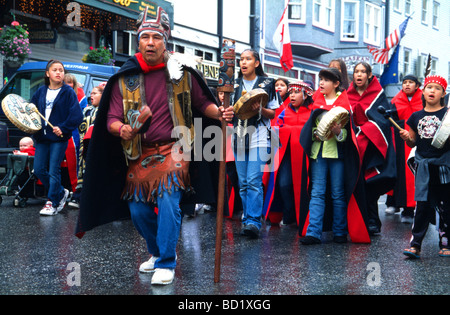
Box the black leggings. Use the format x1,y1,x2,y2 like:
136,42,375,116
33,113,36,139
410,181,450,250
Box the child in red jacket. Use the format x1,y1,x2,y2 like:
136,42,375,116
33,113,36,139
13,137,36,156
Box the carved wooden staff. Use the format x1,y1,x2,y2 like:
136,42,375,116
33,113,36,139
214,39,236,283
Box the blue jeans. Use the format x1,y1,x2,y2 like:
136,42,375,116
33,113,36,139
234,146,269,229
34,141,68,205
307,156,347,239
128,176,183,270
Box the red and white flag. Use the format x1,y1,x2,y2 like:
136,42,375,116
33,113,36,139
367,47,390,64
368,17,411,64
273,1,294,72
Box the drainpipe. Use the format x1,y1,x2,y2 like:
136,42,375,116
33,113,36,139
250,0,256,49
385,0,390,39
218,0,224,62
383,0,390,74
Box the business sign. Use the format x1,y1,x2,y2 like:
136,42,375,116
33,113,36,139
343,55,372,72
197,61,220,81
100,0,174,27
29,29,58,44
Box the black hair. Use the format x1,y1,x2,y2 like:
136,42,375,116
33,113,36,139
44,59,65,86
352,62,373,87
319,67,343,93
275,78,290,101
302,92,314,107
238,49,266,77
329,59,349,89
403,74,421,87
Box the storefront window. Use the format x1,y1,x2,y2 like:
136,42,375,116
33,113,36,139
55,27,93,53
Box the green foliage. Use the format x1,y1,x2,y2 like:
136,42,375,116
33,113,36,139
82,46,115,66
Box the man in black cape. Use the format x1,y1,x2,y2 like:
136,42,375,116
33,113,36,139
75,6,233,285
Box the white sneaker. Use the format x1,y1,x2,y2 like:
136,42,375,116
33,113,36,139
401,215,414,224
68,199,80,209
139,256,159,273
57,189,69,212
151,268,175,285
195,204,204,211
385,206,399,214
39,201,59,216
202,204,212,212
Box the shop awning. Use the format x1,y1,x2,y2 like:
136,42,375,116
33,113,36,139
291,42,333,59
75,0,174,27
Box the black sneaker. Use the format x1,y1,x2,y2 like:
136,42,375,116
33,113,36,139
333,235,348,244
242,224,259,239
300,236,321,245
368,224,381,236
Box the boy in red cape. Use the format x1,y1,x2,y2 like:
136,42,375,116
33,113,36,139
263,81,313,226
385,75,422,223
299,68,370,244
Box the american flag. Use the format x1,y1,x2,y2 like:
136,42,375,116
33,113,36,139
368,16,411,64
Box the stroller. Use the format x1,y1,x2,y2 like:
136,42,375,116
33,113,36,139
0,153,43,207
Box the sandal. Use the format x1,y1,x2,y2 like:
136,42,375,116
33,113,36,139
438,248,450,257
403,247,421,259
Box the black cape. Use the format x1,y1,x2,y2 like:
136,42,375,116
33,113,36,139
298,94,370,243
75,55,220,238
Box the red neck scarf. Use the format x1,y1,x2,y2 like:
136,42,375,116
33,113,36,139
135,52,166,73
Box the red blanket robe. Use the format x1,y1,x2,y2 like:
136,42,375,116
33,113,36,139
299,90,370,243
390,88,423,208
263,102,312,224
347,77,396,193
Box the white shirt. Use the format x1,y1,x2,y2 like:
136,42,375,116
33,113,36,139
238,79,279,149
45,87,61,124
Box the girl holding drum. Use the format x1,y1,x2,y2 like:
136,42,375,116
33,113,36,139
232,49,279,238
299,68,370,244
31,60,83,216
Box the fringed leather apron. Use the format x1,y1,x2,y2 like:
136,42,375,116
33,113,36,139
122,142,190,203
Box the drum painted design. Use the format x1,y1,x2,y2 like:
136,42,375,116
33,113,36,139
316,106,350,141
233,88,269,120
1,94,42,134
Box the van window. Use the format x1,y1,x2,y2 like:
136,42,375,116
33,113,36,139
0,71,88,102
0,71,45,101
69,72,87,89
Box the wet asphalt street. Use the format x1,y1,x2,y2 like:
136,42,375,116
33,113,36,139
0,194,448,296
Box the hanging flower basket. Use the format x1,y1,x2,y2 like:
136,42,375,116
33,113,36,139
82,46,115,66
0,21,31,67
4,57,22,69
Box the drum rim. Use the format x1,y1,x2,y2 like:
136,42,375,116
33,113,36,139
431,106,450,149
316,107,350,141
1,94,42,134
234,88,269,120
